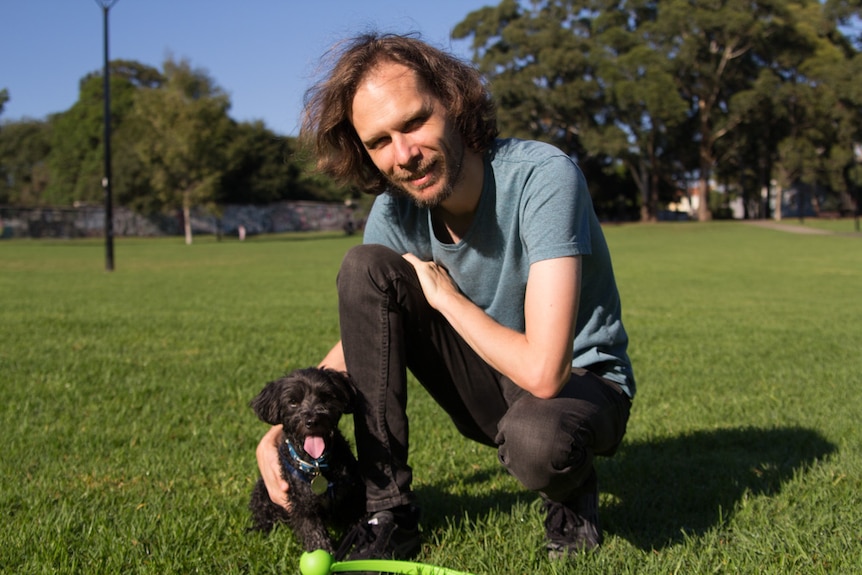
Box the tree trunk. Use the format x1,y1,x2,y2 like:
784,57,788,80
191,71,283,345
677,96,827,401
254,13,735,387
774,184,783,221
645,132,659,222
697,101,713,222
697,176,712,221
627,158,652,223
183,203,193,245
649,163,660,222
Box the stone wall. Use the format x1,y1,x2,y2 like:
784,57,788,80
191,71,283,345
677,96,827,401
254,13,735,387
0,201,362,239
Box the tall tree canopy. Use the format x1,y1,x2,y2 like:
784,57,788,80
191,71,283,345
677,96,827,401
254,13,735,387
4,6,859,224
454,0,862,221
130,58,232,244
0,58,349,213
0,88,9,117
0,119,52,205
47,60,164,206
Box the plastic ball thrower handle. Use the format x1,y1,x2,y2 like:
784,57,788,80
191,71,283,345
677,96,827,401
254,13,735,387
300,549,476,575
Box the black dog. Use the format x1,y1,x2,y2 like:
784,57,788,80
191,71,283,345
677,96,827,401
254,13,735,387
248,367,365,552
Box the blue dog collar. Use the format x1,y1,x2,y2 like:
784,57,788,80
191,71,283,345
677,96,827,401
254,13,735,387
280,439,334,497
285,439,331,473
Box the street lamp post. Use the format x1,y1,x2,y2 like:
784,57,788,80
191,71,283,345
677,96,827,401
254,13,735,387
95,0,119,271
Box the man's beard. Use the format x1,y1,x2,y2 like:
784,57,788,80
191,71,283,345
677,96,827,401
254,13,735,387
385,136,465,209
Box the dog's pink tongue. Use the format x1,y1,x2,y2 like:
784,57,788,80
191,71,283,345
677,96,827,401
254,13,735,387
304,436,326,459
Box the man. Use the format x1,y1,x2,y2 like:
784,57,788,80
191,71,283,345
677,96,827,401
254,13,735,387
257,32,635,561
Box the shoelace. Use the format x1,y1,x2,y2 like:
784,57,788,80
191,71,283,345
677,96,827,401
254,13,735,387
334,513,397,561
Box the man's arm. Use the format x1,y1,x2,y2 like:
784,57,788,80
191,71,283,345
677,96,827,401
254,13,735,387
255,340,346,509
403,253,580,399
318,340,346,372
255,423,290,510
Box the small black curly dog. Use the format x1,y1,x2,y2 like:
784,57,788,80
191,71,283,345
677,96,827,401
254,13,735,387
248,367,365,552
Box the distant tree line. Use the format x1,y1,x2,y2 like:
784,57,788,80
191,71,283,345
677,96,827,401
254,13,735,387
0,58,350,225
2,0,861,224
454,0,862,221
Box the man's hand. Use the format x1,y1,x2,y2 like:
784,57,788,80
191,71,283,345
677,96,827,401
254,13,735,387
402,252,459,310
256,424,291,511
403,252,581,399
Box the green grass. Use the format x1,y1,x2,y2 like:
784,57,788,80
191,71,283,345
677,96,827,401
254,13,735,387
768,216,862,234
2,223,860,574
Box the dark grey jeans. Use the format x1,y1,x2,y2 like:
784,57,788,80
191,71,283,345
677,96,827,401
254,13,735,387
337,244,631,512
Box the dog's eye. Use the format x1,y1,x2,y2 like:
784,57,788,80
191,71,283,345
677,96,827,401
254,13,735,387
287,398,300,408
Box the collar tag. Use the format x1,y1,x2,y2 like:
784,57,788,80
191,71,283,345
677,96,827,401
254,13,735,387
310,474,329,495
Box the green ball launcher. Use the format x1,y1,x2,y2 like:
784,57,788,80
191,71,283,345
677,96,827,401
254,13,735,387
299,549,475,575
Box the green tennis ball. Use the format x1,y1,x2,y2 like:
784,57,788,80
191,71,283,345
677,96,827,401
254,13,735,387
299,549,334,575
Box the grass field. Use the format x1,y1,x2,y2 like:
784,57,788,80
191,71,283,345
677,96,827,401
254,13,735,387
769,216,861,234
2,222,860,574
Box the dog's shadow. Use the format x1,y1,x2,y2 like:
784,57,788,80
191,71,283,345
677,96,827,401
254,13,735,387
416,425,836,550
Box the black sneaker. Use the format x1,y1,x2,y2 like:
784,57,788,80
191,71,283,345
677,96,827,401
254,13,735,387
544,472,602,558
335,504,422,562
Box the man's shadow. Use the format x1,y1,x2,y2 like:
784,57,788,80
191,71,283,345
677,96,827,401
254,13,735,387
599,426,836,548
416,426,836,550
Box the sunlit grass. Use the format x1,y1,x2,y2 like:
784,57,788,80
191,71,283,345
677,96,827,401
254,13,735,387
1,222,860,573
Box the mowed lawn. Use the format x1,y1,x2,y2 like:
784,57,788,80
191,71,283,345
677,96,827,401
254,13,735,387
1,222,860,574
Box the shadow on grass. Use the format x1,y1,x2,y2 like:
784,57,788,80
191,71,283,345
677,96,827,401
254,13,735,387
415,468,533,528
414,426,835,551
599,425,836,549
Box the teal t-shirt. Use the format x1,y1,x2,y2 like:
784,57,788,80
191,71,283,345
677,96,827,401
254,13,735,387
362,138,635,397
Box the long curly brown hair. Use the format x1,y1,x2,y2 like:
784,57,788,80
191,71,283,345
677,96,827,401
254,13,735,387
300,32,498,194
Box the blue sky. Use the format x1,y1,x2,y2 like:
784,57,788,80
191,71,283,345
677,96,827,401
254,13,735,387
1,0,493,136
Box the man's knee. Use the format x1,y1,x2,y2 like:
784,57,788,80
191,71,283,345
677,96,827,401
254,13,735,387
496,397,593,495
337,244,404,296
340,244,397,278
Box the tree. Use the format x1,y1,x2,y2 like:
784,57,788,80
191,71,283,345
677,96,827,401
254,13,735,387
218,122,337,204
453,0,642,219
454,1,598,156
0,119,52,205
131,57,233,244
47,60,163,206
453,0,689,221
586,0,690,221
456,0,860,221
715,0,862,218
0,88,8,117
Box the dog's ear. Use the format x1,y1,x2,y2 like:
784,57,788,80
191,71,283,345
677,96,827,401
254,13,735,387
249,378,285,425
323,369,358,414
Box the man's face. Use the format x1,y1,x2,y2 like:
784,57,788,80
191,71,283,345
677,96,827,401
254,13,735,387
351,61,465,209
